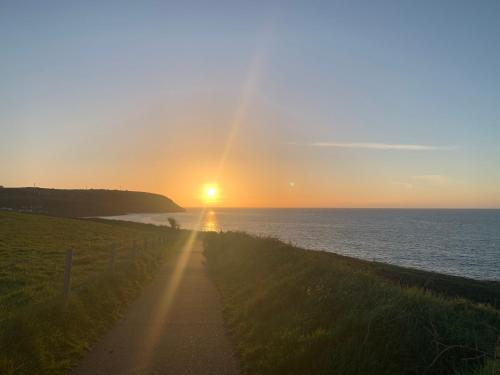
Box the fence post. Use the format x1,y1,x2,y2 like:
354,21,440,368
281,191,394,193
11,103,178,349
133,239,139,261
110,243,116,273
63,249,73,306
131,239,136,259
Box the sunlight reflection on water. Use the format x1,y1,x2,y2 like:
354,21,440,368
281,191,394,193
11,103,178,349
201,210,220,232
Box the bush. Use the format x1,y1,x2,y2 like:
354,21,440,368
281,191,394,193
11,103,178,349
168,217,180,230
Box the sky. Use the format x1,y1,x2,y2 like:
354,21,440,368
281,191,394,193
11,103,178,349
1,1,500,208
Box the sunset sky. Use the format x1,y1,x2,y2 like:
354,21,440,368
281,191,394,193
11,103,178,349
1,1,500,208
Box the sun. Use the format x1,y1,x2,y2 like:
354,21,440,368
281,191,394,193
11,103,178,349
202,184,219,204
206,186,217,198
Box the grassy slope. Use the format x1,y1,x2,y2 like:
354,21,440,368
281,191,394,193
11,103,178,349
310,250,500,308
204,232,500,375
0,211,182,374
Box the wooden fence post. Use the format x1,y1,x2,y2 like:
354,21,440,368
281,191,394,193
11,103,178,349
131,239,136,259
63,249,73,306
133,239,140,260
110,243,116,273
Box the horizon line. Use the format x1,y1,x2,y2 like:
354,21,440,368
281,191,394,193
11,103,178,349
182,206,500,210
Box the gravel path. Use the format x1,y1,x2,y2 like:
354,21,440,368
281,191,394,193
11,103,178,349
73,239,240,375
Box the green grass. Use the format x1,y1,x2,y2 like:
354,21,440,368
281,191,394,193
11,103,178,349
326,252,500,308
0,211,184,374
204,231,500,375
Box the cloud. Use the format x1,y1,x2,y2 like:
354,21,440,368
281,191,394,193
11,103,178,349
411,175,450,185
394,182,414,190
290,142,455,151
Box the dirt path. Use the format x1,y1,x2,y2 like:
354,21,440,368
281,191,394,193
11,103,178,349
73,238,240,375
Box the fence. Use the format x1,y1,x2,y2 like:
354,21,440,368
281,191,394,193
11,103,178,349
61,234,171,307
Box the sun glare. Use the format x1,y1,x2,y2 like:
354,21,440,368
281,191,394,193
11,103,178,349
207,186,217,198
202,184,219,205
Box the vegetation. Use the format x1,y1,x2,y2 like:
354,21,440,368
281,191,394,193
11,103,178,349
0,211,184,374
168,217,180,230
204,231,500,375
0,187,184,217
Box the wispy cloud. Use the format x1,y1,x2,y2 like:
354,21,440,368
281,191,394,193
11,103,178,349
394,182,414,190
289,142,455,151
411,175,450,185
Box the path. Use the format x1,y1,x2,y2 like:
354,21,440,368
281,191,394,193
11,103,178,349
73,238,240,375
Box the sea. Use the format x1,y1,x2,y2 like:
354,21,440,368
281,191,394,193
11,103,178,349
103,208,500,281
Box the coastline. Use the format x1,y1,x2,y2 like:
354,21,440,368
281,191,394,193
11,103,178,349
101,209,500,281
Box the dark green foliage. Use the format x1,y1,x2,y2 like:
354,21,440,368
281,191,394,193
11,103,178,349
0,187,184,217
204,232,500,375
168,217,180,230
0,211,183,374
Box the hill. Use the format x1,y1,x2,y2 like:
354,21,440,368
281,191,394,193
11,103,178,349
0,187,183,217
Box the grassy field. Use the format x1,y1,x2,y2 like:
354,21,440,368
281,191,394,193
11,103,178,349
0,211,183,374
204,231,500,375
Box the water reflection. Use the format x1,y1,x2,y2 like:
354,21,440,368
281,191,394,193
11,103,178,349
201,210,220,232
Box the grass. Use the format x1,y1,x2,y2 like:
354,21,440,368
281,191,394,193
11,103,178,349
331,253,500,308
204,231,500,375
0,211,184,374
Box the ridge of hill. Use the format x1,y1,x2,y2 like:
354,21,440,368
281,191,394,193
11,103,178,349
0,187,183,217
